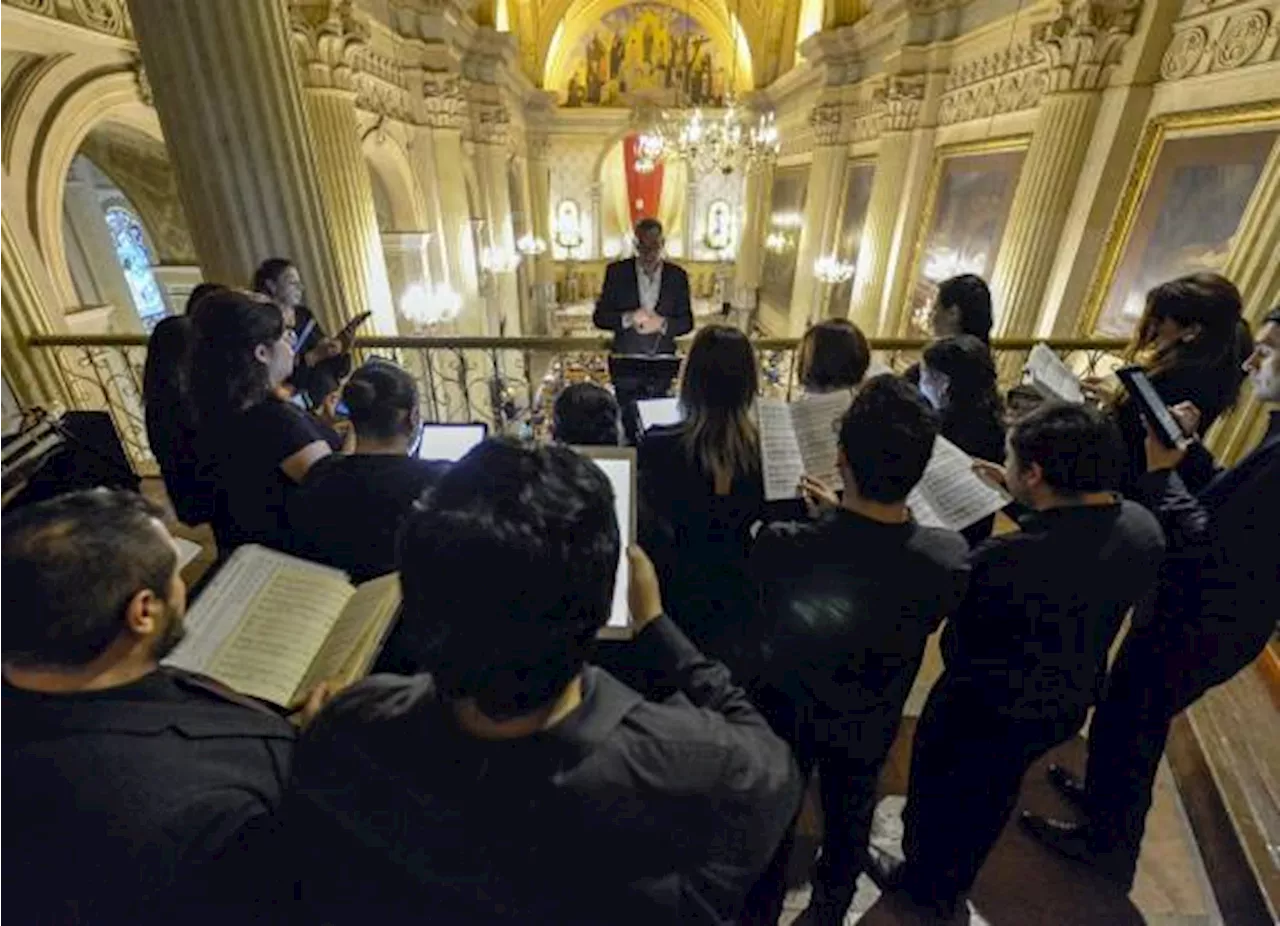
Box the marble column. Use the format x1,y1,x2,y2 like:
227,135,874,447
127,0,347,332
992,2,1138,341
848,130,912,334
472,139,522,336
302,87,398,334
2,213,72,408
1207,145,1280,462
789,110,847,333
527,134,556,329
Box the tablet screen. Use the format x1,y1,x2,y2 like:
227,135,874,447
575,448,637,635
416,424,487,462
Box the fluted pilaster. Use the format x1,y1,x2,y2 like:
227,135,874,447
849,131,912,334
2,214,71,408
733,163,773,301
990,91,1102,341
1207,145,1280,463
127,0,347,331
303,88,397,334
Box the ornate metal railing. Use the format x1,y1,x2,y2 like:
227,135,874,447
27,334,1131,475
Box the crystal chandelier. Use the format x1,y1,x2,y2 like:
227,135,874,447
814,254,855,285
629,0,779,176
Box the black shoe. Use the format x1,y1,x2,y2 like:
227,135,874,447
1020,812,1135,888
1046,763,1088,810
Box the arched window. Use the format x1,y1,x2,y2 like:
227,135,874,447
104,206,167,331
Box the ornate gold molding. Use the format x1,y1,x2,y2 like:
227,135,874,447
939,42,1046,127
1078,100,1280,335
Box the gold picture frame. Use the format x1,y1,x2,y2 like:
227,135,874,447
1081,101,1280,336
899,136,1031,335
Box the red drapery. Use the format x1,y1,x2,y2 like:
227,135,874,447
622,133,664,228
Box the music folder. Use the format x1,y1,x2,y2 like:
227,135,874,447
573,446,637,640
1115,365,1187,449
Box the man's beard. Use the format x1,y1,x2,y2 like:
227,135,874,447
150,608,187,662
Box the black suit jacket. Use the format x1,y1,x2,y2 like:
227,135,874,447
593,259,694,356
3,668,295,924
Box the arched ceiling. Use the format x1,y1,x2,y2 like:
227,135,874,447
501,0,804,93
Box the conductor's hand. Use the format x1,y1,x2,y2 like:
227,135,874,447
627,546,664,632
633,309,665,335
971,459,1008,492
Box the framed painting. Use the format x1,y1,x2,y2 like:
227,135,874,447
827,161,876,317
1088,117,1278,337
760,164,810,315
904,140,1027,334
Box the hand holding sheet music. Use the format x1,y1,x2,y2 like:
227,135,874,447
908,436,1010,531
1026,344,1084,404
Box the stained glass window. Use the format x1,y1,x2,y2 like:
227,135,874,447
104,206,167,331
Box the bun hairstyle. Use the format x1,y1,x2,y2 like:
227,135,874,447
342,359,419,441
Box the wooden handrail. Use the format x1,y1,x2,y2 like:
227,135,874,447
27,333,1133,352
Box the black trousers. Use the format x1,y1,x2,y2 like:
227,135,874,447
901,675,1085,914
1083,616,1273,886
742,694,901,926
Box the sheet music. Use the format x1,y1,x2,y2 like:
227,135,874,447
590,456,635,629
636,397,682,431
298,573,401,696
789,391,855,489
417,425,486,462
759,398,805,501
908,436,1009,531
1026,343,1084,404
164,545,354,706
174,537,203,570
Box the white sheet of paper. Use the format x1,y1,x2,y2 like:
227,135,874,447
637,397,682,431
1026,343,1084,404
909,436,1009,531
592,456,634,629
758,398,805,501
790,391,855,489
417,425,486,462
174,537,203,570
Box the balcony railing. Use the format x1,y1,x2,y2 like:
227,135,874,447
27,334,1131,476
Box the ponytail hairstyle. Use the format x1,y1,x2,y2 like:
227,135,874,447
342,359,419,442
678,325,760,485
188,290,285,422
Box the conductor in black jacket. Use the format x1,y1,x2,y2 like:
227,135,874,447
593,218,695,441
2,491,298,925
1024,307,1280,889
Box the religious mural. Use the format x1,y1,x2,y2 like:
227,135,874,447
908,147,1025,333
562,3,729,108
1095,130,1277,337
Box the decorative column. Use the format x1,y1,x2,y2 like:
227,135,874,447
590,182,604,259
127,0,347,331
527,129,556,330
733,161,773,317
849,129,913,333
2,213,72,408
788,100,848,333
293,8,398,335
991,1,1139,342
469,99,522,336
1207,145,1280,462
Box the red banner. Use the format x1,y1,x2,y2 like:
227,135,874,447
622,133,664,228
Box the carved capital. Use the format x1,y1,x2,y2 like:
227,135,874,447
809,101,844,146
470,101,511,146
422,70,467,131
290,0,369,92
1034,0,1140,93
879,75,926,132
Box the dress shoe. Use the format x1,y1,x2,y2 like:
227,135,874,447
1045,763,1088,810
1019,812,1133,887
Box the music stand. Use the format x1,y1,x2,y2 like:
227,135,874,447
608,354,683,444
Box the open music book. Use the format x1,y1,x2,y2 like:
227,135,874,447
759,391,857,500
163,545,401,707
908,436,1010,531
1026,343,1084,404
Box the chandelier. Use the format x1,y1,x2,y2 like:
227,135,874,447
630,0,779,176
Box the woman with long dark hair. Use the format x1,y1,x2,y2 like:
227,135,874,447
920,335,1006,545
1095,273,1251,491
191,289,340,554
638,325,766,674
253,257,355,407
142,283,227,525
